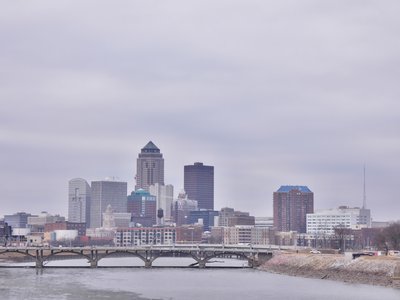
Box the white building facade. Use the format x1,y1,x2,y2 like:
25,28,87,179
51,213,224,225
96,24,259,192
114,227,176,246
307,206,372,235
68,178,91,225
149,183,174,224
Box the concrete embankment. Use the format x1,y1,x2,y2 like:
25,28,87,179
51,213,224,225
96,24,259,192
259,252,400,288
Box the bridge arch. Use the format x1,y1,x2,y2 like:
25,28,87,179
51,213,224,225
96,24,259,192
189,251,252,267
0,249,37,262
98,250,149,263
43,250,92,265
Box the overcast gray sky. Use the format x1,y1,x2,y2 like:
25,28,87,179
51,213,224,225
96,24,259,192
1,1,399,221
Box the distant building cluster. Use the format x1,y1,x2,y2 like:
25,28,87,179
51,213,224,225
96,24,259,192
0,141,389,252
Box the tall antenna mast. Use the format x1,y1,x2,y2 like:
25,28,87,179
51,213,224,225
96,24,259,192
363,164,367,209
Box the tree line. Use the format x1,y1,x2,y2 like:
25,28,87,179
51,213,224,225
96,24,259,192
375,222,400,254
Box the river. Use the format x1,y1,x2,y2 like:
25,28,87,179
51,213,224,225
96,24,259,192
0,258,399,299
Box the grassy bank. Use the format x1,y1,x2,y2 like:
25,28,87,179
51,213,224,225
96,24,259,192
259,252,400,288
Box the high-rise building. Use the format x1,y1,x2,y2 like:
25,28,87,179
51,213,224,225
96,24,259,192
184,162,214,210
127,189,157,227
172,190,198,226
135,141,164,191
90,180,127,228
68,178,91,226
149,183,174,224
273,185,314,233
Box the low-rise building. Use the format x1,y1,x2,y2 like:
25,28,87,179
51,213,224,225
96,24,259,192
114,227,176,246
176,225,203,243
28,212,65,233
218,207,255,227
4,212,32,229
44,221,86,237
189,210,218,231
210,226,274,245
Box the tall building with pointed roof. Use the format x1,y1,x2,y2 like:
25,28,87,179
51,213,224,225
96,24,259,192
135,141,164,191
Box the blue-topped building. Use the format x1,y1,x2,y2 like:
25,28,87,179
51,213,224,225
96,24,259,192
277,186,312,193
273,185,314,233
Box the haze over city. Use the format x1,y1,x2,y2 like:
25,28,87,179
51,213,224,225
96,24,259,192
1,1,399,221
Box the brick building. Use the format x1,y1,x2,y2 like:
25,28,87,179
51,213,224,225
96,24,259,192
273,185,314,233
44,222,86,236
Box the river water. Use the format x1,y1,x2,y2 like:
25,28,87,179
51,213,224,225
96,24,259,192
0,258,399,300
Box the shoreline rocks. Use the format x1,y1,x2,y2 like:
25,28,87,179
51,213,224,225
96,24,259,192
259,252,400,288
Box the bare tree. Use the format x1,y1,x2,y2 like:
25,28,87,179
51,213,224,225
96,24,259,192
384,223,400,250
334,224,353,253
373,222,400,254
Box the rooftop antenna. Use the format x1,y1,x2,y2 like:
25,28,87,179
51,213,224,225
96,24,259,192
362,164,367,209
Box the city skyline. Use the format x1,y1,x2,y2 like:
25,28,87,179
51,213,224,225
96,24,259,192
1,1,399,221
0,150,393,222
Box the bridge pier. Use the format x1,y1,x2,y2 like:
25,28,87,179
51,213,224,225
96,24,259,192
89,250,99,268
247,253,259,268
35,258,43,268
198,260,207,269
89,259,98,268
144,259,152,268
248,252,272,268
35,249,43,268
191,251,209,268
248,258,260,268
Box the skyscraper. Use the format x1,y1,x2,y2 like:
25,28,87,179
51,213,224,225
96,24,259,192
172,190,198,226
68,178,91,226
184,162,214,210
273,185,314,233
149,183,174,224
135,141,164,191
127,189,157,227
89,180,127,228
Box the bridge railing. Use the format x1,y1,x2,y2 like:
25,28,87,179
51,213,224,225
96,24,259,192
0,244,280,253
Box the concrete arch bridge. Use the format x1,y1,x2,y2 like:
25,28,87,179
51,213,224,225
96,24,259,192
0,244,274,269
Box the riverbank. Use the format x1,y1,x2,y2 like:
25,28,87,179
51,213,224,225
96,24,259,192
259,252,400,288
